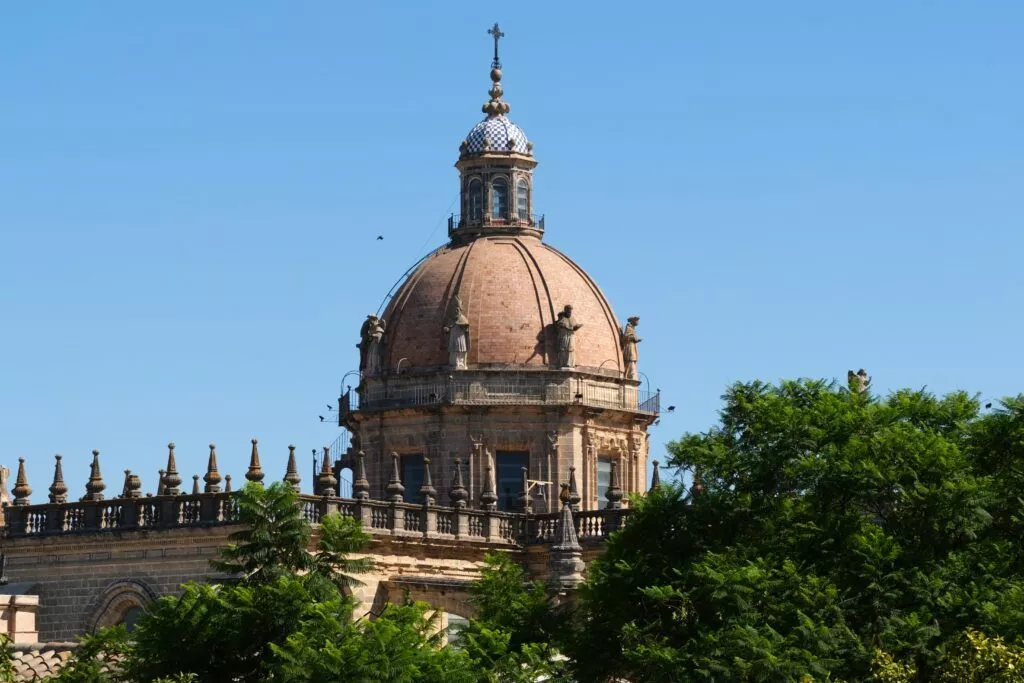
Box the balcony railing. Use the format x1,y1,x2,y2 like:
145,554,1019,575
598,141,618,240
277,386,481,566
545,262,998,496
346,380,659,416
448,213,545,237
4,493,627,547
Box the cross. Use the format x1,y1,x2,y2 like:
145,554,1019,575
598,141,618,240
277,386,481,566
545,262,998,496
487,22,504,68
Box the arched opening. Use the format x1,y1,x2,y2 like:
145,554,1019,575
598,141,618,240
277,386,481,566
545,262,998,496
87,579,157,633
468,179,483,221
445,613,470,648
121,605,144,632
490,178,509,219
338,467,354,498
516,180,529,218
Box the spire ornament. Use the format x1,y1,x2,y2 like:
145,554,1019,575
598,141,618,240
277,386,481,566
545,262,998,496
386,452,405,503
284,444,302,492
122,470,142,498
224,474,233,493
246,439,265,484
49,455,68,504
353,450,371,501
191,475,200,496
649,460,661,492
449,459,468,509
204,443,222,493
317,447,338,497
12,458,31,506
480,465,498,510
604,458,623,510
84,449,106,502
482,23,511,117
419,457,437,506
568,465,581,512
164,443,182,495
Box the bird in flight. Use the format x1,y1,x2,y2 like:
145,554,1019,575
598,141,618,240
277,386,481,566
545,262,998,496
376,235,384,240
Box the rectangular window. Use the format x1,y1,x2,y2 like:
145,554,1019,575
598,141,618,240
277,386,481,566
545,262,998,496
401,454,425,503
496,451,528,511
597,457,612,505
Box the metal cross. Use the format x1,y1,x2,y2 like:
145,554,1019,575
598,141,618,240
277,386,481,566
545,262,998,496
488,22,504,68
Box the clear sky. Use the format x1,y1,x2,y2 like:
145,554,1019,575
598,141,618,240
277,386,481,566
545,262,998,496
1,2,1021,496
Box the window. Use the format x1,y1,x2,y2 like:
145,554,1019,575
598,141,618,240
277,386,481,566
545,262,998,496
468,179,483,220
491,178,509,219
401,454,425,503
121,606,144,633
597,457,613,504
496,451,528,511
516,180,529,218
446,614,470,648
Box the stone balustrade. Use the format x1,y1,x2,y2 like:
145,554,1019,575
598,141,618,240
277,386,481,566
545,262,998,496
2,492,629,546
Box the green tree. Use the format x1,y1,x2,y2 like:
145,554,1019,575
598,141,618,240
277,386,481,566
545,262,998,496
572,380,1024,682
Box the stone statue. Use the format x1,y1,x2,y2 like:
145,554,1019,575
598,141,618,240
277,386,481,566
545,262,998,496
358,314,386,377
621,316,642,379
554,304,583,367
848,368,871,395
443,295,471,370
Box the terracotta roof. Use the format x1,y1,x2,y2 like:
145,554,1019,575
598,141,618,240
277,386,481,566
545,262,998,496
382,235,624,373
11,643,76,681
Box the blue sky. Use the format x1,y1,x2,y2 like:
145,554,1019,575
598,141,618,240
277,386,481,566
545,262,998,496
1,2,1021,495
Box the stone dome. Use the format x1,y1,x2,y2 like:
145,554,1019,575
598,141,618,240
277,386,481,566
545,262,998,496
381,234,624,373
463,115,531,155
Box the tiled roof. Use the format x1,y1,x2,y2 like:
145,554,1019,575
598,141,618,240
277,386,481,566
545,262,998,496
11,644,76,681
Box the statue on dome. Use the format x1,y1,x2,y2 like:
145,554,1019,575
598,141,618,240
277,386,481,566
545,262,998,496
358,314,386,377
621,316,642,380
554,304,583,368
443,295,471,370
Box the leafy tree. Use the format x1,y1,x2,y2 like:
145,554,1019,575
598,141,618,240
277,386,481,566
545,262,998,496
0,634,14,681
572,379,1024,682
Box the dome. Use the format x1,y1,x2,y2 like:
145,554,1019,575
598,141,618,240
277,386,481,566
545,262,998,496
381,235,624,373
463,115,530,155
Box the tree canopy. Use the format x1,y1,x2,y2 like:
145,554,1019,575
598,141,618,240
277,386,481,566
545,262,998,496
572,380,1024,682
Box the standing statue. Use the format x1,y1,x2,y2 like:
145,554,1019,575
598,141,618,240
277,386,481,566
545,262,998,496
358,314,386,377
554,304,583,368
848,368,871,395
443,295,471,370
621,315,642,380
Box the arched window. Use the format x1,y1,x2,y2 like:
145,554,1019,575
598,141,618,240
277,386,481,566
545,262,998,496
516,180,529,218
468,179,483,221
491,178,509,219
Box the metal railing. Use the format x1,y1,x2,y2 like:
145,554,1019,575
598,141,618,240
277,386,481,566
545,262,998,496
448,213,545,237
4,492,621,548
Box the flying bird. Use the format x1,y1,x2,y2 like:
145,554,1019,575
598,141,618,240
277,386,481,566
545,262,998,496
985,402,993,409
376,235,384,240
327,404,333,410
318,416,325,422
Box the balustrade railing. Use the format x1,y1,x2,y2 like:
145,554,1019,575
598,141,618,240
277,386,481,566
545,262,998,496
4,492,631,548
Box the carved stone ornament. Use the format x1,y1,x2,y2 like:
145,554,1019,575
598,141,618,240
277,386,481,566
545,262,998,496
443,295,471,370
554,304,583,368
621,315,641,380
359,314,386,377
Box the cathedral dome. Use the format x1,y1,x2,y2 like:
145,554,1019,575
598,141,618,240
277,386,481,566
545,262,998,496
463,115,530,155
380,235,624,374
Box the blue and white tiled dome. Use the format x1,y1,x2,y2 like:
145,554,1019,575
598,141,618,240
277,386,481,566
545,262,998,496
464,115,530,155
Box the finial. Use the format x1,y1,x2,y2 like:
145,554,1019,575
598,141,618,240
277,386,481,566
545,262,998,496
283,444,302,493
84,449,106,502
449,458,468,509
518,466,532,513
690,467,704,498
353,450,370,501
204,443,222,493
482,23,511,117
480,465,497,511
386,452,405,503
649,460,661,492
190,474,199,495
568,465,581,512
317,446,337,497
12,457,32,506
157,469,166,496
246,438,265,484
49,455,68,504
419,457,437,506
488,22,504,69
605,459,623,510
224,474,233,493
164,443,182,495
122,469,142,499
